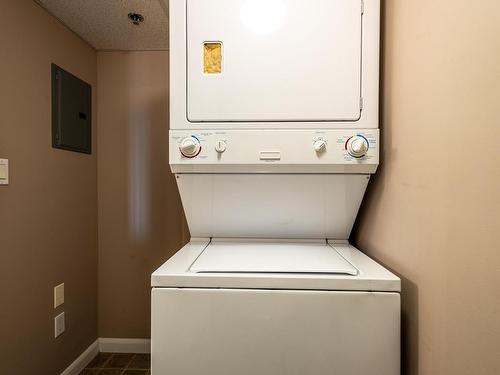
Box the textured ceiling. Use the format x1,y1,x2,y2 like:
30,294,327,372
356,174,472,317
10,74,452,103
35,0,168,50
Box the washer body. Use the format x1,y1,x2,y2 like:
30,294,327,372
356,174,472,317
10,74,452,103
152,239,400,375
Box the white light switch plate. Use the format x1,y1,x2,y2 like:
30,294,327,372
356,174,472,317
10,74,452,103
54,283,64,308
54,312,65,338
0,159,8,185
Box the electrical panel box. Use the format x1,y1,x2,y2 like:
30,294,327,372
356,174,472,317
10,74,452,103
51,64,92,154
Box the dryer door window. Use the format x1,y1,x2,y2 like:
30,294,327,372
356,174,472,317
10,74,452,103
186,0,363,123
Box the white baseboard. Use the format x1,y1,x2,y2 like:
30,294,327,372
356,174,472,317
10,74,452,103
60,339,99,375
99,338,151,354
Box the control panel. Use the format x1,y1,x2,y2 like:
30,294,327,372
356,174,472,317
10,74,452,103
170,130,378,173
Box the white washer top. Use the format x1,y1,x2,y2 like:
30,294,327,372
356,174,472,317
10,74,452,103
152,239,401,292
190,241,358,275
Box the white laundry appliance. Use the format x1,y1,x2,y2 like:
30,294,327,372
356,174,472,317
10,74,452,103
152,0,400,374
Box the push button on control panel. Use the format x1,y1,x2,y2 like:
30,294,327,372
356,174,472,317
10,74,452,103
260,151,281,160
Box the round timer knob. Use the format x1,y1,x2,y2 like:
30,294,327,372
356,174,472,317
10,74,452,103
313,140,327,153
347,136,369,158
179,137,201,158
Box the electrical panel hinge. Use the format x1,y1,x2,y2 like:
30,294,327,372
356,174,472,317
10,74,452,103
361,0,364,14
360,97,364,111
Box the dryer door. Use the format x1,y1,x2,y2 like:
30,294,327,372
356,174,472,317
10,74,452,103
187,0,363,122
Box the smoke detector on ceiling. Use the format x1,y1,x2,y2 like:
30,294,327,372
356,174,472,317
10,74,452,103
128,13,144,25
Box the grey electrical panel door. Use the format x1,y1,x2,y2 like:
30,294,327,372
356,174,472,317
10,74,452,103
51,64,92,154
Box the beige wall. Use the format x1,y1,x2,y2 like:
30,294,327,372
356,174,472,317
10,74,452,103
97,51,188,338
3,1,500,373
352,1,500,374
0,1,98,374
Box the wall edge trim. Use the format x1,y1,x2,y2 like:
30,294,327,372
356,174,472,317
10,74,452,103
60,339,99,375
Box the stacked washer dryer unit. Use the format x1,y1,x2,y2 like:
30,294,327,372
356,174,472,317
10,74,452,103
152,0,400,374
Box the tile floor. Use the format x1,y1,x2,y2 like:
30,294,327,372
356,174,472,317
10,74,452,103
80,352,150,375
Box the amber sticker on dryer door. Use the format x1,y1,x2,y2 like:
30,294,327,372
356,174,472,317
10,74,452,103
204,42,222,74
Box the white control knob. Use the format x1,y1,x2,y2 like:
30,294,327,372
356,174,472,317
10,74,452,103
215,140,227,153
314,140,327,153
179,136,201,158
347,136,369,158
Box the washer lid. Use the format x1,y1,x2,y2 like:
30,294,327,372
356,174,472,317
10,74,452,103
190,241,358,275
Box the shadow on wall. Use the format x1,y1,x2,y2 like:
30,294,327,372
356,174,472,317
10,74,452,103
97,51,188,339
127,80,153,244
401,276,419,375
123,54,189,248
351,1,418,374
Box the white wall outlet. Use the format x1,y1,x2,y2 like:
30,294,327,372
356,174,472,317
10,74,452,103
0,159,8,185
54,283,64,308
54,312,65,338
